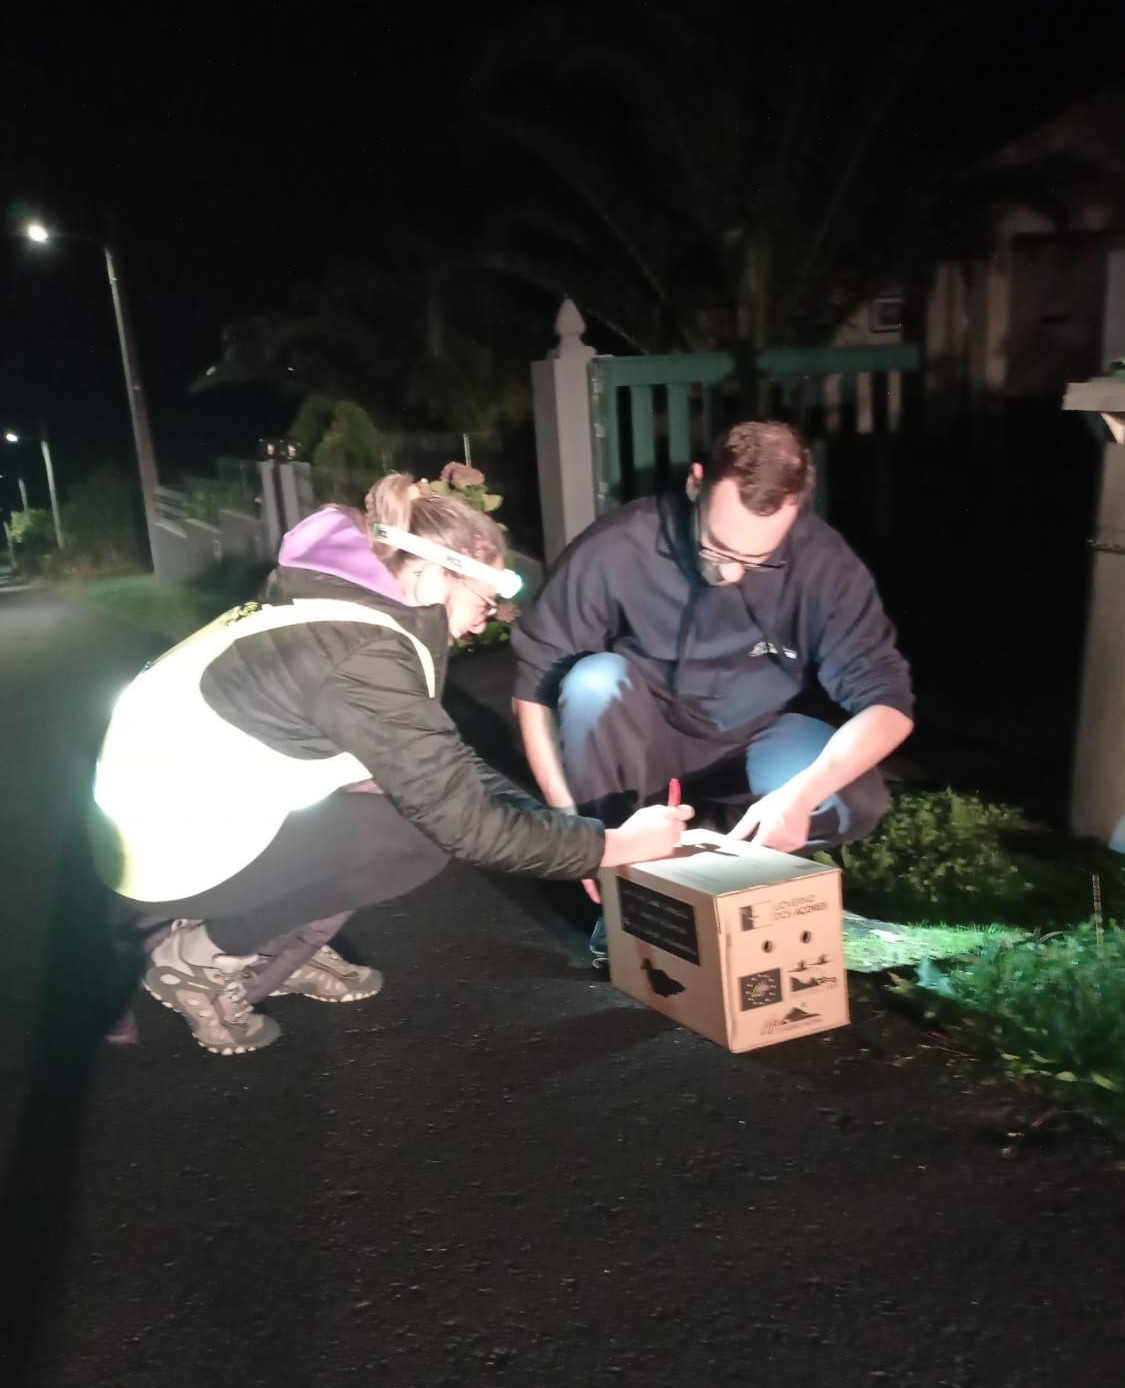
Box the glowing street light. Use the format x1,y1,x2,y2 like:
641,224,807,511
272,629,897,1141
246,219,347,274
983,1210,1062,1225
4,432,18,444
21,216,159,562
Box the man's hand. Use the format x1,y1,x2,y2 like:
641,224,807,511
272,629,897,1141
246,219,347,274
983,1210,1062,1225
725,705,914,853
724,783,817,853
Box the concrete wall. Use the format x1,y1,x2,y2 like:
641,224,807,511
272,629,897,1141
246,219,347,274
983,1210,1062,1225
219,509,270,563
150,518,222,584
151,472,273,583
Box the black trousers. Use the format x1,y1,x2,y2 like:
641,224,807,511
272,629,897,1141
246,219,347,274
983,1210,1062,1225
111,790,450,957
557,653,889,846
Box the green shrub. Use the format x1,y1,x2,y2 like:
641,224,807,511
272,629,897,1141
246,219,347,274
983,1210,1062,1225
841,790,1031,921
288,395,338,458
289,396,384,478
59,468,143,572
841,789,1125,928
9,507,57,566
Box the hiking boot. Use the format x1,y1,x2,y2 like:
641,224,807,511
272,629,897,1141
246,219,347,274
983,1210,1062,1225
271,945,384,1003
144,926,281,1056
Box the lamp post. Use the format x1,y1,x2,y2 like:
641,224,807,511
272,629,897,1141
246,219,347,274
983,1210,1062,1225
23,218,159,562
3,428,63,547
1,434,30,510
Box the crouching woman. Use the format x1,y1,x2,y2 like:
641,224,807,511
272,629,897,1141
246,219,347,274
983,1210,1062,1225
90,474,691,1055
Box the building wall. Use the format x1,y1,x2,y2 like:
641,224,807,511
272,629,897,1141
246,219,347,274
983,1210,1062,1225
923,86,1125,411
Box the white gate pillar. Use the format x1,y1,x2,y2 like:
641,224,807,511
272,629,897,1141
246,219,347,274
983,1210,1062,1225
1063,372,1125,852
531,300,597,565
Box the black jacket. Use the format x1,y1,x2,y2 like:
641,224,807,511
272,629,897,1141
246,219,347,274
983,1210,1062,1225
196,563,605,879
511,492,913,736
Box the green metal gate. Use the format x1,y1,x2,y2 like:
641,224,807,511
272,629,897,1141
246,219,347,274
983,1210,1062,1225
588,343,922,534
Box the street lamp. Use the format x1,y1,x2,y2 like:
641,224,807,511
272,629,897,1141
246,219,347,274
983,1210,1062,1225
3,429,62,546
21,218,159,562
0,444,30,508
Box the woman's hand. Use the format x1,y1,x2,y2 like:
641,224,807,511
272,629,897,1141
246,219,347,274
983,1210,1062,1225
601,803,695,869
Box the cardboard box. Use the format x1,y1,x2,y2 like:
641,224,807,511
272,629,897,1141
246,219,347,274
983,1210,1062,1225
599,830,848,1053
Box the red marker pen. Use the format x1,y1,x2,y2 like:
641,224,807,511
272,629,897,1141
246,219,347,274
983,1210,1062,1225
667,778,681,808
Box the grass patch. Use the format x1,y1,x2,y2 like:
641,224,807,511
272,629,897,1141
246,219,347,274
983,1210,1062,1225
843,917,1024,973
838,791,1125,1137
57,560,267,645
59,575,228,643
895,923,1125,1137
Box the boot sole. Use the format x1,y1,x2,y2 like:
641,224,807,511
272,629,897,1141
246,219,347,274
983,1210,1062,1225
269,985,384,1003
143,979,280,1056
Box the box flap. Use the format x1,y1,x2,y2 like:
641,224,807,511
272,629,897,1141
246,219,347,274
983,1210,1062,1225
619,829,835,896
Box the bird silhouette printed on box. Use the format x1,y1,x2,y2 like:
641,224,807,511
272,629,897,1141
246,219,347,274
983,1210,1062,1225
641,958,685,997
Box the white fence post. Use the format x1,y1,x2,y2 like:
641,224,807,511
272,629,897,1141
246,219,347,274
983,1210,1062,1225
531,300,598,565
1063,375,1125,852
1103,248,1125,367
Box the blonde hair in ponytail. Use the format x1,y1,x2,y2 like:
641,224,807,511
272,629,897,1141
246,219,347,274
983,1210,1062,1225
365,472,505,575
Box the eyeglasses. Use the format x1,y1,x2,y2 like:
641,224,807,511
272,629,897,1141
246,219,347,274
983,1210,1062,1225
455,574,499,619
694,503,787,573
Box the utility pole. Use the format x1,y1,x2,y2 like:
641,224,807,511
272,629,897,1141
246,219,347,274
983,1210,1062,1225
38,419,64,549
103,214,159,561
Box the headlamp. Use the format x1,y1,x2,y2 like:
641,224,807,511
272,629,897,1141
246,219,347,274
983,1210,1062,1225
371,524,522,600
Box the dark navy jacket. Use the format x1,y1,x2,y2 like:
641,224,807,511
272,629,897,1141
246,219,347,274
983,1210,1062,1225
511,492,913,736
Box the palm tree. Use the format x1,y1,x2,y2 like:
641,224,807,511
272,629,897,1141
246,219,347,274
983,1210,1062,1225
462,0,1113,352
193,234,535,434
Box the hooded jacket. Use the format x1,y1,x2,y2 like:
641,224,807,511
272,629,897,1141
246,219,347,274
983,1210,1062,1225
90,507,604,902
511,492,913,736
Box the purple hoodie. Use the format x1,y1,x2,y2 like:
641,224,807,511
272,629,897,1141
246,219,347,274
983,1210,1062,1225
277,507,405,602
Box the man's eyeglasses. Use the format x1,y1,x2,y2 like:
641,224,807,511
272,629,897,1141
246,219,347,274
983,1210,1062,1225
693,504,787,574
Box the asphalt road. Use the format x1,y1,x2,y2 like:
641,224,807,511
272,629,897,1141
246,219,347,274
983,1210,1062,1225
2,584,1125,1388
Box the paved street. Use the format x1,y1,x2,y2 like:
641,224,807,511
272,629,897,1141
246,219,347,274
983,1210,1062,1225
2,585,1125,1388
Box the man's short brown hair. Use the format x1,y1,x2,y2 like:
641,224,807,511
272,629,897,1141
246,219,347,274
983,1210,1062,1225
703,421,815,515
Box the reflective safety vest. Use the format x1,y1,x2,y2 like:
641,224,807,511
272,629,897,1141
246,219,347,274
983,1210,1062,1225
89,598,436,903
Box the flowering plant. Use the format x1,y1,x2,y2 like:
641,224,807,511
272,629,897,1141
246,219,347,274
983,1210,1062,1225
427,461,504,515
430,462,520,649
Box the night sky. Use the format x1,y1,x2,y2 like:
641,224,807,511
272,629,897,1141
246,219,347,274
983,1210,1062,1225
1,0,1122,509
